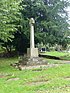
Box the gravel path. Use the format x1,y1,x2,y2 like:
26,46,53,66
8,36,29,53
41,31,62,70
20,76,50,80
61,60,70,64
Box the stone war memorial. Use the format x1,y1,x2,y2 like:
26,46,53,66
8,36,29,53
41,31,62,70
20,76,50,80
27,18,38,58
16,18,47,68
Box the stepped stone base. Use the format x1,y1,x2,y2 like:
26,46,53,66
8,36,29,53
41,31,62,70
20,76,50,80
18,57,48,66
10,57,48,70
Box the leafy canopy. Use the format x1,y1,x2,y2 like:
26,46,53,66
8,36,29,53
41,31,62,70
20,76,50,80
0,0,21,41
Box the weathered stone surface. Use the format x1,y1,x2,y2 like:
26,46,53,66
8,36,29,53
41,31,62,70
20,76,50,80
30,18,35,48
27,48,38,58
27,18,38,58
19,57,48,66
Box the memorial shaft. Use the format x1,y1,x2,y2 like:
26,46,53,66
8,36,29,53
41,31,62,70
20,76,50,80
30,23,34,48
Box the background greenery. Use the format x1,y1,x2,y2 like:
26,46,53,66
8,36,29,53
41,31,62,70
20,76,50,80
0,0,70,55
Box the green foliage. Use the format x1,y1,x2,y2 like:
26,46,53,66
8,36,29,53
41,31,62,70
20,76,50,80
0,0,21,41
0,0,70,54
12,31,29,54
20,0,70,47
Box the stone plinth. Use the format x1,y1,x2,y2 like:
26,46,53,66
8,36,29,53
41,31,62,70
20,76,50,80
27,57,47,66
11,56,48,70
19,57,48,66
27,48,38,58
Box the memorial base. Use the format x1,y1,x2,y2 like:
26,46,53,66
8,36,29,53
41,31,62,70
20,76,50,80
19,57,48,66
27,48,38,58
11,56,48,70
11,48,48,70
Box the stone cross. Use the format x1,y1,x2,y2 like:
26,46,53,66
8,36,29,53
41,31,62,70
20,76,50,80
30,18,35,48
27,18,38,58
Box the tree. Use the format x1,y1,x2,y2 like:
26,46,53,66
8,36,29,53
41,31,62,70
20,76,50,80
0,0,21,42
20,0,70,48
0,0,22,55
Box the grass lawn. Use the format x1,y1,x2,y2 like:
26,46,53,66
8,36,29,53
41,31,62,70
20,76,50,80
0,57,70,93
40,51,70,60
41,51,68,57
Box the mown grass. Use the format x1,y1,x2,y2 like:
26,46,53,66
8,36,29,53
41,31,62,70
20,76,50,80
0,57,70,93
40,51,70,60
41,51,68,57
